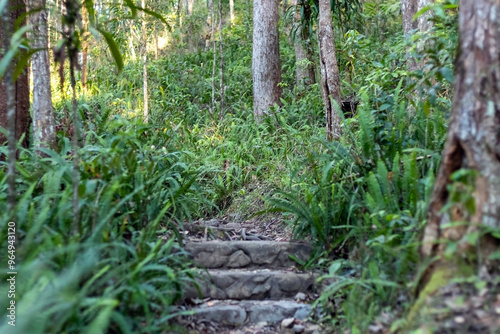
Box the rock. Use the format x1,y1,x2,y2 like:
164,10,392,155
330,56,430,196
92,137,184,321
194,305,247,325
184,300,313,326
185,270,316,300
293,324,305,333
281,318,295,329
295,292,307,301
304,325,320,334
184,241,312,269
228,250,252,268
293,306,310,320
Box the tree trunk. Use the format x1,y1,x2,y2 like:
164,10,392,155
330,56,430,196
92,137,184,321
129,21,136,60
417,0,434,33
81,5,89,93
29,0,57,153
252,0,282,121
154,23,159,60
230,0,235,23
318,0,342,140
141,0,148,123
401,0,418,70
218,0,224,119
187,0,194,15
420,0,500,290
293,0,315,86
211,0,216,113
401,0,418,37
0,0,30,150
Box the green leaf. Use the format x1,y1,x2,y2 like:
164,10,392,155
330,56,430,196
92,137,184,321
14,48,43,80
423,99,431,116
488,251,500,260
440,67,454,83
97,28,123,73
413,6,431,20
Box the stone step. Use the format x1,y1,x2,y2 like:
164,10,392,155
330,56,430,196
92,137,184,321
185,269,317,300
180,299,312,326
184,241,312,269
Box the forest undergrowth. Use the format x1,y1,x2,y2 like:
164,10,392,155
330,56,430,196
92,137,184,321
0,1,462,332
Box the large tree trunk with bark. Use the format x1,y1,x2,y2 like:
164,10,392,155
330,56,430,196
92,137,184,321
0,0,30,149
401,0,418,70
401,0,418,36
318,0,342,140
417,0,434,32
420,0,500,291
1,0,30,212
252,0,282,121
29,0,57,152
293,0,315,87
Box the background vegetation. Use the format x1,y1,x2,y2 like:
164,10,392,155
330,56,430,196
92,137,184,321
0,0,467,332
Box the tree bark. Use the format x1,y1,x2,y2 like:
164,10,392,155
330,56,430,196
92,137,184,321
81,5,89,93
128,21,136,60
420,0,500,289
218,0,224,119
230,0,235,23
417,0,434,33
252,0,282,121
401,0,418,37
211,0,216,113
318,0,342,140
0,0,30,150
141,0,148,123
401,0,418,70
293,0,315,87
29,0,58,153
154,23,159,60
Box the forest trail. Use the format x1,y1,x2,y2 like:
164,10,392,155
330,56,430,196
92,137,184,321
172,219,324,334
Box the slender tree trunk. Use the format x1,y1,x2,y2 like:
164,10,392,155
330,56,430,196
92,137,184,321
230,0,235,23
211,0,216,113
28,0,57,153
218,0,224,119
420,0,500,291
293,0,315,86
187,0,194,15
252,0,282,121
318,0,342,140
81,5,89,93
141,0,148,123
129,21,136,60
154,23,159,60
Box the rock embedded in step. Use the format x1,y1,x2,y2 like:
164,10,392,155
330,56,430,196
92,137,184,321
195,251,228,268
293,324,305,333
228,250,252,268
293,306,310,320
194,304,247,325
281,318,295,329
295,292,307,301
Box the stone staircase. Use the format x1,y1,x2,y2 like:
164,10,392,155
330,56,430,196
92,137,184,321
175,240,319,332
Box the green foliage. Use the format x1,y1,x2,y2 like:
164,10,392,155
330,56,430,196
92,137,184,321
0,122,200,333
2,0,463,332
